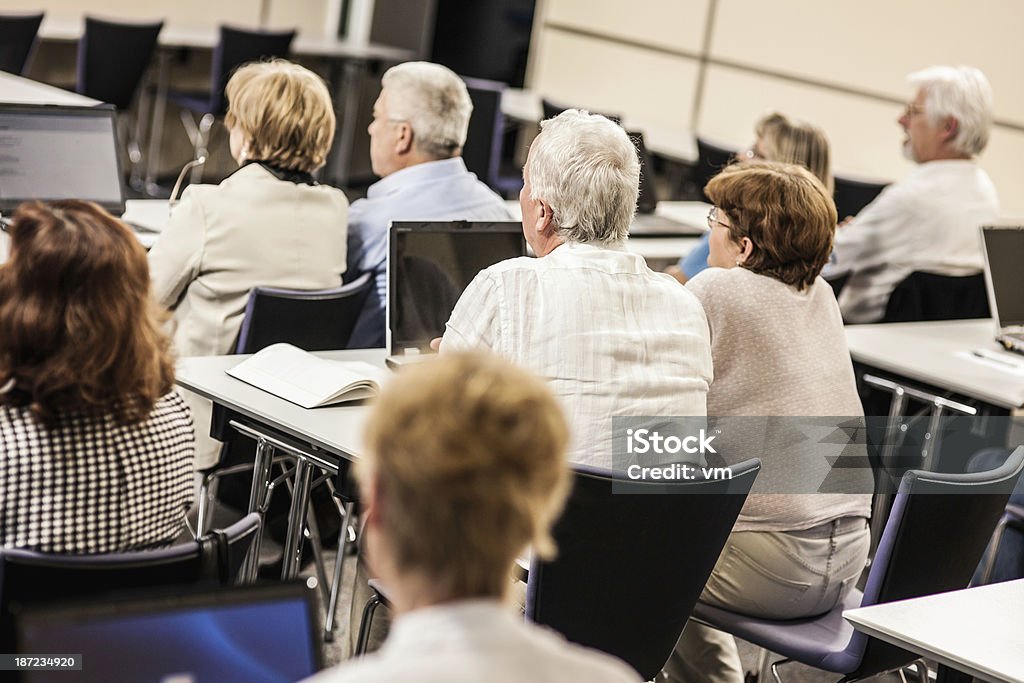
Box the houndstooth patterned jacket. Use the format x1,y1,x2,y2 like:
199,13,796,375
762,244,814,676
0,391,195,553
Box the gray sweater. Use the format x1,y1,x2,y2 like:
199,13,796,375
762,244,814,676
687,267,872,532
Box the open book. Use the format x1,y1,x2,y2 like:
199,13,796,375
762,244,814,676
226,343,390,408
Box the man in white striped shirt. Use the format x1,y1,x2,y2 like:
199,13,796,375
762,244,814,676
439,109,712,468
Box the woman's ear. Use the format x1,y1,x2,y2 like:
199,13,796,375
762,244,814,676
737,236,754,264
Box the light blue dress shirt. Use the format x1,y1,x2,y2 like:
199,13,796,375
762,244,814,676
679,232,711,279
345,157,514,348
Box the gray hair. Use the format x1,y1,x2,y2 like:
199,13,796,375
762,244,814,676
527,109,639,244
381,61,473,160
908,65,994,157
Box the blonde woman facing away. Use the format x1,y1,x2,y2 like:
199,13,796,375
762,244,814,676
148,59,349,470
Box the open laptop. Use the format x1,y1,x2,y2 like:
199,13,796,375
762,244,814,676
15,582,320,683
387,220,527,362
0,103,125,216
980,225,1024,354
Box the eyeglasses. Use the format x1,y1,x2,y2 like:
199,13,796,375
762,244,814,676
707,206,732,231
903,102,926,118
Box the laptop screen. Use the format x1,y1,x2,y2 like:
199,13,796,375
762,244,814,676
0,104,125,215
388,220,527,354
15,583,320,683
982,226,1024,328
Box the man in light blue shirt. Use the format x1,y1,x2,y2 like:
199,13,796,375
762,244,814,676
345,62,513,348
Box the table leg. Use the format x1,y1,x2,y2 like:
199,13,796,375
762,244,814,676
144,48,169,197
242,439,275,583
282,457,315,580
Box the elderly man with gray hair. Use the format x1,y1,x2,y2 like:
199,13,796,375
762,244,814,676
345,61,512,348
439,109,712,468
828,65,999,323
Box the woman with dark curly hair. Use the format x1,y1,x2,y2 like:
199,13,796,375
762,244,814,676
0,200,194,553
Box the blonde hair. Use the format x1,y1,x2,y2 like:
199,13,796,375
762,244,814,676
755,112,834,194
224,59,335,174
706,161,837,291
359,352,571,600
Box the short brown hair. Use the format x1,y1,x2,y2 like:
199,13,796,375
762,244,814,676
360,352,571,601
224,59,335,174
706,161,838,290
0,201,176,425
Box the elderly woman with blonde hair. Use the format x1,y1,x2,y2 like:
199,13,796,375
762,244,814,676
148,59,349,470
667,111,832,284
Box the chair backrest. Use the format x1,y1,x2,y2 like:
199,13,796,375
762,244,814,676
462,76,506,192
77,16,163,110
847,446,1024,678
235,272,374,354
832,173,888,221
540,98,621,125
694,136,739,202
208,25,296,115
0,12,44,75
526,459,761,680
0,513,260,649
882,271,990,323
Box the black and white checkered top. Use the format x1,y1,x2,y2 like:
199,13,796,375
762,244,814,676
0,391,195,554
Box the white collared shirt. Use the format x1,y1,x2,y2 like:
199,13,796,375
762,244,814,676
441,241,712,468
828,159,999,323
303,601,641,683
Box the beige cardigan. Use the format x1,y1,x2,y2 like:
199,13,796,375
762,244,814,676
148,163,349,467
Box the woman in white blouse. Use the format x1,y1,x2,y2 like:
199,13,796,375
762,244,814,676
148,59,349,469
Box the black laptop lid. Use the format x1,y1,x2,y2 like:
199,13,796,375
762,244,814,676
0,103,125,215
981,225,1024,328
388,220,527,354
15,582,321,683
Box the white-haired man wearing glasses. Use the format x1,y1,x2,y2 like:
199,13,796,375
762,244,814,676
828,65,999,323
437,109,712,468
344,61,513,348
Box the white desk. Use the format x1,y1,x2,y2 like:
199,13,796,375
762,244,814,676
501,199,706,261
176,349,383,580
844,579,1024,683
0,70,99,106
844,319,1024,410
500,87,696,163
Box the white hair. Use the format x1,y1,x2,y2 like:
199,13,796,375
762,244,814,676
908,65,994,157
381,61,473,160
527,109,639,244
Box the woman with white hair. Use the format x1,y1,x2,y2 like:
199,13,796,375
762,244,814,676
439,109,712,468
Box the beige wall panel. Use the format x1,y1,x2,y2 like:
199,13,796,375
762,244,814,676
0,0,261,29
531,30,699,130
712,0,1024,125
978,128,1024,218
266,0,334,35
543,0,708,54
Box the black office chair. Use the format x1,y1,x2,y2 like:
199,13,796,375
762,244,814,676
0,513,260,650
541,97,621,125
0,12,44,76
77,16,164,188
694,136,740,202
692,446,1024,682
525,460,761,681
155,25,295,185
882,271,990,323
833,173,889,221
462,76,523,196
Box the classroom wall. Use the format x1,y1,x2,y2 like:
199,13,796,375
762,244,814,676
527,0,1024,215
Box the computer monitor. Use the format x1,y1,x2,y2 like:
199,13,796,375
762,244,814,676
981,225,1024,330
387,220,527,355
15,582,321,683
0,103,125,216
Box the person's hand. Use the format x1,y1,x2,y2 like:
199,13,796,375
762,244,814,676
430,337,442,351
664,264,689,285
